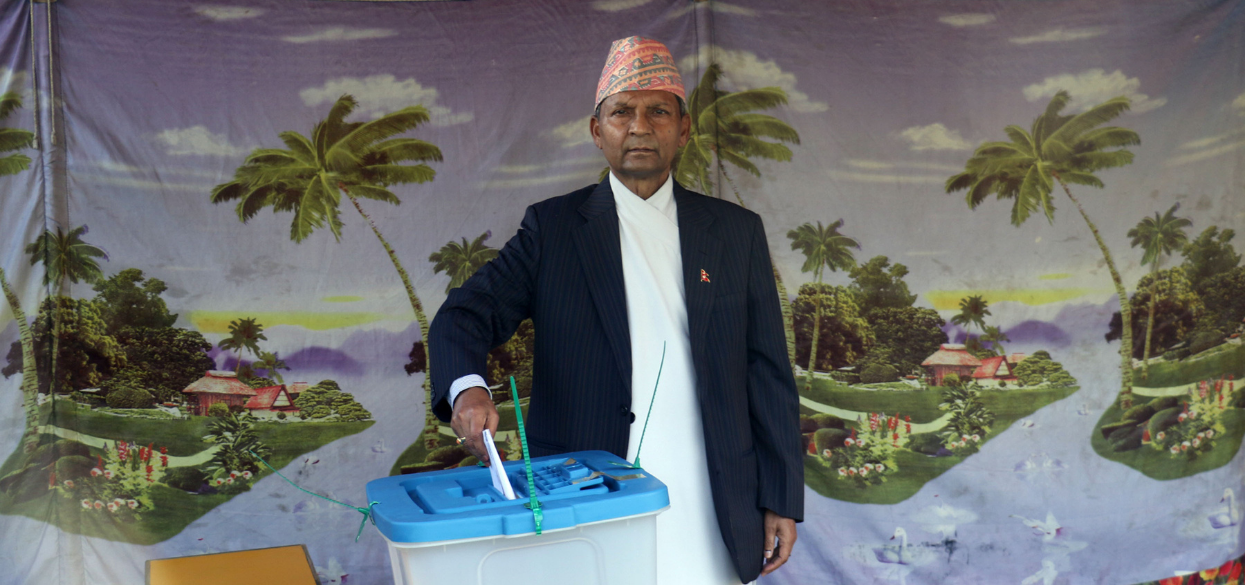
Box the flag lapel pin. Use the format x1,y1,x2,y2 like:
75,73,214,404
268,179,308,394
700,269,711,283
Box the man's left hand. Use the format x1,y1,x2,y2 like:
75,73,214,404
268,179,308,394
760,509,797,576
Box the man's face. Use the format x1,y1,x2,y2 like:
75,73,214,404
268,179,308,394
590,90,690,182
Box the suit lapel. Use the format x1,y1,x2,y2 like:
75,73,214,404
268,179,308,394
675,184,720,371
572,181,632,392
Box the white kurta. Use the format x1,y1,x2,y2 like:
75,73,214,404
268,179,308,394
610,172,744,585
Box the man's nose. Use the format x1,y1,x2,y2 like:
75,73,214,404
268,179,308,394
629,112,653,135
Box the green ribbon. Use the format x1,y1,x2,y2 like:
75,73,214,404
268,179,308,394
248,449,378,542
630,342,666,469
509,376,543,535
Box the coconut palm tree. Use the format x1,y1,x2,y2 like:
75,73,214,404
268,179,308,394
252,351,289,385
980,324,1010,356
429,231,499,293
211,94,443,445
675,63,802,366
787,219,859,392
0,91,38,438
217,317,267,373
1127,203,1192,379
25,224,108,295
951,295,992,344
0,91,33,176
946,90,1140,401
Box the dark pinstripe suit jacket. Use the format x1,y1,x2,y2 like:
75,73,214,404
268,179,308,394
429,180,803,583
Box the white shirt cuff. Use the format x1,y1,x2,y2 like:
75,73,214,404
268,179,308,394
448,374,490,409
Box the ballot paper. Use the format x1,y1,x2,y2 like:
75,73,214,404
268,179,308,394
483,429,516,500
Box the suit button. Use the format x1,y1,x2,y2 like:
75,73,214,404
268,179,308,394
630,412,637,424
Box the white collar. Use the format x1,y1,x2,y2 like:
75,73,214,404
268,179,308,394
609,171,677,224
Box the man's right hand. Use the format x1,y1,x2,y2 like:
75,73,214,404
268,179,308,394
450,387,500,466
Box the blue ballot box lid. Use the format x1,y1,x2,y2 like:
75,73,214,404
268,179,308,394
366,450,670,543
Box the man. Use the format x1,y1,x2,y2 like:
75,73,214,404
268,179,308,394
428,37,802,584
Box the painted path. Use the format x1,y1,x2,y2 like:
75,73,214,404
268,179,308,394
35,424,220,467
798,397,954,433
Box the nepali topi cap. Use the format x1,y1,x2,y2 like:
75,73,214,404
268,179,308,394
595,36,685,109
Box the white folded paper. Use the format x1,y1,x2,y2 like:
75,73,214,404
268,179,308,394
483,429,516,500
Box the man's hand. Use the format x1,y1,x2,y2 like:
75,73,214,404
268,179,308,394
450,387,500,466
760,509,797,576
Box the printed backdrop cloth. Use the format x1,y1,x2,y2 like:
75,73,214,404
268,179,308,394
0,1,1243,585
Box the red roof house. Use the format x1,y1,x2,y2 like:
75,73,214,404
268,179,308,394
972,355,1020,386
244,385,300,416
183,371,257,416
921,344,982,386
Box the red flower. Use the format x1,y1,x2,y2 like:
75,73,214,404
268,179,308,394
160,446,167,455
1158,576,1184,585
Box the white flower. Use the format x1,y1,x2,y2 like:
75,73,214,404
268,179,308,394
225,477,234,485
876,464,886,473
1206,430,1215,439
241,471,252,480
107,502,118,513
971,434,981,442
864,463,875,471
126,500,138,509
859,468,869,477
104,470,113,480
837,468,847,476
1192,438,1201,448
80,499,92,509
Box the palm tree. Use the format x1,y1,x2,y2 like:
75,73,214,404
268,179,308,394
252,351,289,385
0,91,38,439
946,90,1141,402
211,94,443,446
25,224,108,295
675,63,802,367
980,324,1010,356
1127,203,1192,379
218,317,267,373
0,91,33,176
787,219,859,392
951,295,992,344
429,231,499,293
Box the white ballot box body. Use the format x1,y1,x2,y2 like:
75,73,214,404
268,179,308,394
366,450,670,585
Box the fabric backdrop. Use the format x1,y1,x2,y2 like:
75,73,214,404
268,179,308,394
1,1,1243,584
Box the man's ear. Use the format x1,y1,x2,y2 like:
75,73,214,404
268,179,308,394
678,110,691,148
589,115,603,149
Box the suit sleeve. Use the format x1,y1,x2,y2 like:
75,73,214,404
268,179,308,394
744,213,804,522
428,204,541,422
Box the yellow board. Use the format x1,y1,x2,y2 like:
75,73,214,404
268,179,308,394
146,544,319,585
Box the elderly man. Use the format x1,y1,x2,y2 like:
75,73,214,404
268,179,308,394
428,37,802,584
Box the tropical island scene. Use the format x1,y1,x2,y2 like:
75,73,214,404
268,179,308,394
0,1,1242,584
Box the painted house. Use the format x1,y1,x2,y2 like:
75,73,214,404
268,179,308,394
972,353,1027,387
244,385,301,418
182,371,256,416
921,344,982,386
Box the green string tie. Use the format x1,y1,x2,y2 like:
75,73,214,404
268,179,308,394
248,449,378,542
509,376,543,535
630,342,666,469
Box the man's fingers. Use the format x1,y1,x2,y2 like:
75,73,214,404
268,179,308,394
761,518,797,576
763,523,777,559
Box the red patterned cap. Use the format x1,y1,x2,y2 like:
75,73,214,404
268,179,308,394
595,36,685,108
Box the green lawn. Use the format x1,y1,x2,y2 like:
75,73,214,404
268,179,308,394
1091,404,1245,480
802,384,1079,504
1135,342,1245,388
38,402,213,456
0,409,373,544
799,376,944,423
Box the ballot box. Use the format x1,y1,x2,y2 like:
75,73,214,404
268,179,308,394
366,450,669,585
